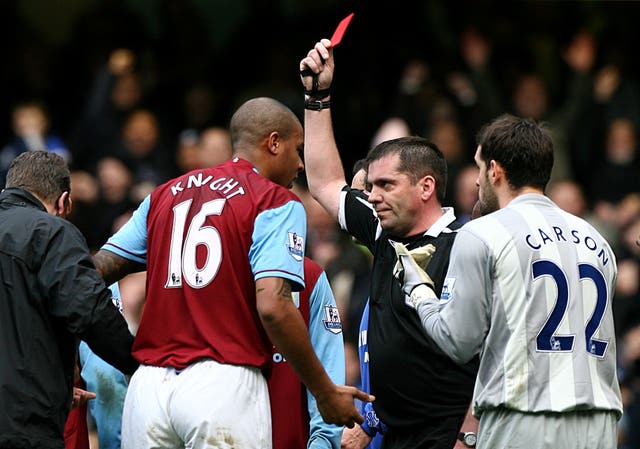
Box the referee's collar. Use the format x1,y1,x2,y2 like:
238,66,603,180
424,207,456,237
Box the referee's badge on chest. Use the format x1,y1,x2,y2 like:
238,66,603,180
440,277,456,304
323,306,342,334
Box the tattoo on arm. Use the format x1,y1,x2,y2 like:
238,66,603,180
255,279,293,302
92,250,144,285
277,279,292,301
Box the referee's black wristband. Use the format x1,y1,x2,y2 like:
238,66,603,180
304,98,331,111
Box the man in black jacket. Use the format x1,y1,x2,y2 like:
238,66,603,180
0,151,138,449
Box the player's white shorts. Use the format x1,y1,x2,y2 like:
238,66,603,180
121,360,271,449
478,407,618,449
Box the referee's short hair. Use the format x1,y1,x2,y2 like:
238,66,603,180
366,136,447,204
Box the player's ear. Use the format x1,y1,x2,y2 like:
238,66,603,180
267,132,280,155
489,160,503,184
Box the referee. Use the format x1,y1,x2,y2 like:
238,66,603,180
300,39,479,449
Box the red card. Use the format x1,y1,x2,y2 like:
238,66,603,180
330,13,354,47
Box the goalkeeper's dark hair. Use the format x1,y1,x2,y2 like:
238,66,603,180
476,114,553,191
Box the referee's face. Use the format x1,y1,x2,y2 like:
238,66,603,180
367,153,423,237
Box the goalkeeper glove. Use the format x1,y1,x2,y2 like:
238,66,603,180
392,241,438,308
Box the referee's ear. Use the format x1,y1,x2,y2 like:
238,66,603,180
420,175,436,201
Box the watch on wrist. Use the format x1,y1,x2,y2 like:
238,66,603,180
458,431,477,447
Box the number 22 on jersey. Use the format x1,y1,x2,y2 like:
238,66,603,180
166,198,226,289
533,260,609,358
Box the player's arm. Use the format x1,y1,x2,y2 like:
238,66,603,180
256,276,371,428
395,230,491,364
454,405,479,449
299,38,347,221
93,250,144,286
93,194,150,285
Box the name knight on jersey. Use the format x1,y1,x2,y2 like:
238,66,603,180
525,225,610,266
170,172,246,199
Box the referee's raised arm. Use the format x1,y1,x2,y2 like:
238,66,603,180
299,38,346,222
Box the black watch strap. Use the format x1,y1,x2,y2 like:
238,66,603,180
304,98,331,111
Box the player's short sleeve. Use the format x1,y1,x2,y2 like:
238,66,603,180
101,195,150,264
338,186,380,252
307,271,344,449
250,200,306,291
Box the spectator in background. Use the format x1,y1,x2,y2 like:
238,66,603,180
392,58,452,137
547,179,621,251
369,117,411,150
181,83,220,132
70,157,135,252
453,164,479,224
71,48,143,171
1,101,71,187
591,118,640,232
511,73,573,183
446,26,503,139
115,109,174,186
198,126,233,168
175,129,201,174
429,117,472,206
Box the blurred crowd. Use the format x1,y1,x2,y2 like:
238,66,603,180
3,0,640,447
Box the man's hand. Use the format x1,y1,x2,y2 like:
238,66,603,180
315,385,374,428
341,424,372,449
71,387,96,409
299,39,335,93
393,242,438,308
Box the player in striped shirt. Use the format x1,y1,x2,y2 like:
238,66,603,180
396,114,622,449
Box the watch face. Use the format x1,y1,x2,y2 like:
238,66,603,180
464,432,477,446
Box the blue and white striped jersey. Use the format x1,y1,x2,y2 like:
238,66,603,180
416,193,622,418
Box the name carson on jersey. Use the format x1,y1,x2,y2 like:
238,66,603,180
525,225,610,267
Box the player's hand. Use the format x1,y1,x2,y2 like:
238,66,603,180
341,424,372,449
299,39,334,92
71,387,96,409
315,385,374,428
393,242,438,308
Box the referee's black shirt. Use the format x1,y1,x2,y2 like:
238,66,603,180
339,187,478,440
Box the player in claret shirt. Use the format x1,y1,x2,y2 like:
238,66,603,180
93,97,371,449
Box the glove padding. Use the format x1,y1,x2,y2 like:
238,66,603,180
392,242,438,309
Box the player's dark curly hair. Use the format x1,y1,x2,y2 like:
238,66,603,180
476,114,554,191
